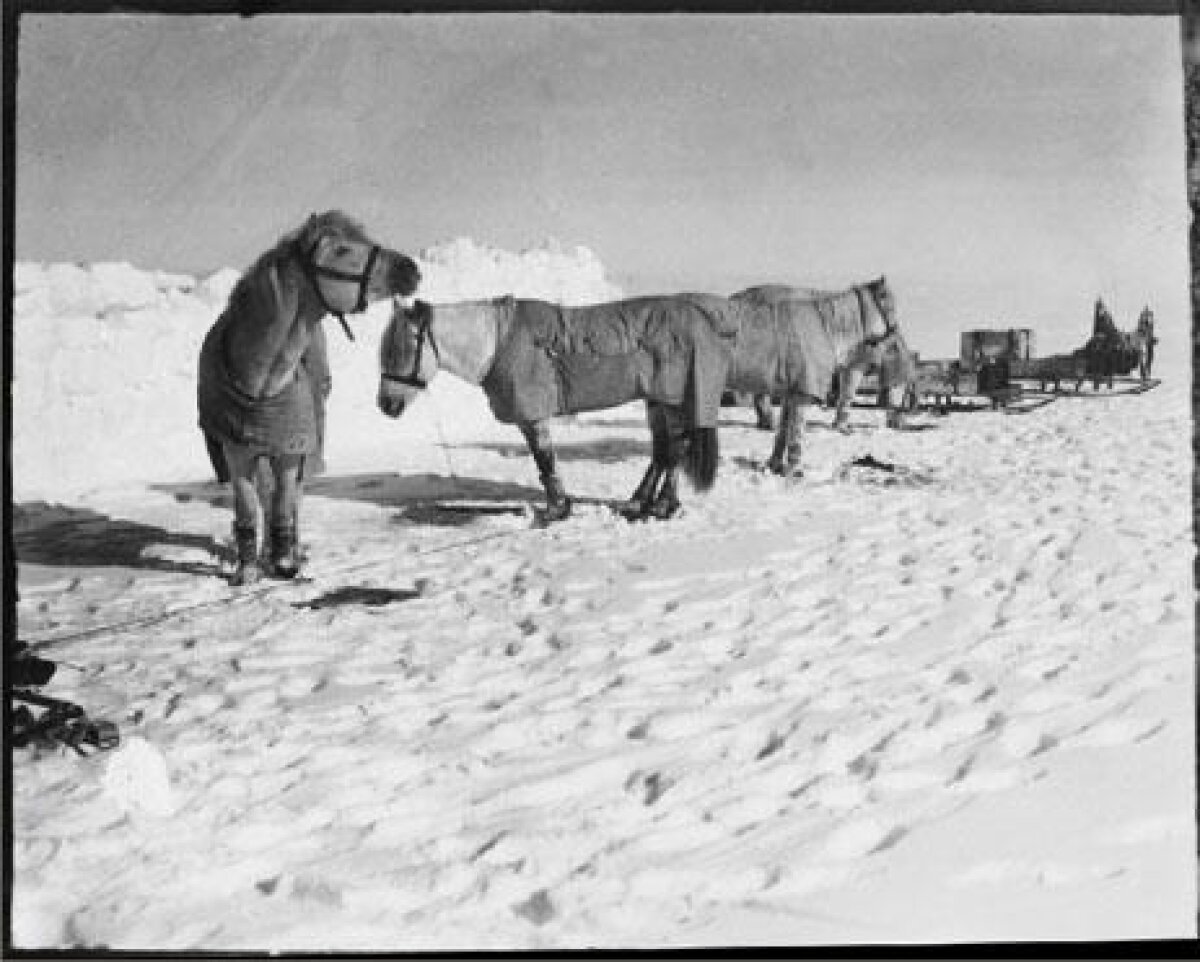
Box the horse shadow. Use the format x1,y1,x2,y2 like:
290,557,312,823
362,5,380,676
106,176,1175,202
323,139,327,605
466,434,650,464
154,472,554,529
11,502,221,576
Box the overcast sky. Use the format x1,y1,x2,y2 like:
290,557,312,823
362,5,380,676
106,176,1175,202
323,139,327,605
15,12,1187,353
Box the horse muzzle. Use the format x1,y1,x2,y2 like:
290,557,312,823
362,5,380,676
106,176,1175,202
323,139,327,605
377,388,408,418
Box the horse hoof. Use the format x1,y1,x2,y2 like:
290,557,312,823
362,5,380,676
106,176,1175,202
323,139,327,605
270,559,301,580
647,498,681,520
616,499,648,521
540,499,572,524
229,561,262,587
268,525,301,578
767,458,796,478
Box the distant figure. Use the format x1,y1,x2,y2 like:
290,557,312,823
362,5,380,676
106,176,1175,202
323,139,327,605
1092,298,1120,341
1135,306,1158,381
1084,298,1122,390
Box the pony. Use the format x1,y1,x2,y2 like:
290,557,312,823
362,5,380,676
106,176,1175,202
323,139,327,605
1034,300,1153,393
732,283,915,436
377,294,738,522
198,211,421,585
1132,306,1157,381
1084,298,1123,390
1034,350,1089,393
728,278,905,478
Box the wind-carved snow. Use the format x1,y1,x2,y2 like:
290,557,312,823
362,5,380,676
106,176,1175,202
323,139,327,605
9,241,1196,949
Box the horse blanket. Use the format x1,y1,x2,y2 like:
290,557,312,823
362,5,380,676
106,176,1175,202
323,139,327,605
728,290,886,402
481,295,738,426
197,311,329,470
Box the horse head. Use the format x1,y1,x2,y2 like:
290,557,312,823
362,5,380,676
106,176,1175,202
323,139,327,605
863,276,898,344
293,211,421,327
378,298,440,417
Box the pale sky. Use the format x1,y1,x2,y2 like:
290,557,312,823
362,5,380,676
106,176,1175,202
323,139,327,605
15,12,1188,354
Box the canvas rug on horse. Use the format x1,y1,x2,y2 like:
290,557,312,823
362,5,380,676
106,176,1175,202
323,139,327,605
481,294,738,426
729,289,884,402
197,313,328,469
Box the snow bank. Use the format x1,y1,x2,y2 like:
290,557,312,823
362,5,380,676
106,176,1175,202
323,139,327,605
415,237,621,304
11,239,623,499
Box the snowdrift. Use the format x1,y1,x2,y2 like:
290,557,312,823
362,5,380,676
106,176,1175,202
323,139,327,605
11,238,623,499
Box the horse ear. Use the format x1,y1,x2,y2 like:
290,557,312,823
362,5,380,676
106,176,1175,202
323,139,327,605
299,213,321,250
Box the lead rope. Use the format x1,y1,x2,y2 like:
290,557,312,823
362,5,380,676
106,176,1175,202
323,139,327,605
416,300,459,481
429,401,459,481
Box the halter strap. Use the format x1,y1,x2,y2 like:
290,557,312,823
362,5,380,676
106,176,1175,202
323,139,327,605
382,301,439,389
858,283,896,348
295,237,381,341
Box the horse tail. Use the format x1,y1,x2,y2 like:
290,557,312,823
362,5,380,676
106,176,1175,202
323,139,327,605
683,426,719,492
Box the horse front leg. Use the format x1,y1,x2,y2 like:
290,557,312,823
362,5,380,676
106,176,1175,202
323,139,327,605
519,420,571,523
753,393,776,431
221,442,263,586
265,454,304,578
767,394,803,479
833,367,865,433
884,383,910,429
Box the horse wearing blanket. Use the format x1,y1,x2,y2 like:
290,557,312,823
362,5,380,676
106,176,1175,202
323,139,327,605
378,294,737,521
729,277,905,478
198,211,421,584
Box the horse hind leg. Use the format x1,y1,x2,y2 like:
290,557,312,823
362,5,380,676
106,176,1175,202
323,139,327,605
647,410,687,520
768,395,803,479
620,461,664,521
519,421,572,523
619,403,668,520
648,467,682,520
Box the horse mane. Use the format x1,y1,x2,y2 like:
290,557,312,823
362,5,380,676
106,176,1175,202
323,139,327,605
733,276,888,306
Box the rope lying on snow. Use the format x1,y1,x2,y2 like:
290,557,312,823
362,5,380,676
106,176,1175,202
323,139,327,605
21,526,518,651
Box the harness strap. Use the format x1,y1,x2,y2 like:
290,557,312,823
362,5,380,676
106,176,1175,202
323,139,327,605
858,284,896,349
295,237,381,341
383,301,438,388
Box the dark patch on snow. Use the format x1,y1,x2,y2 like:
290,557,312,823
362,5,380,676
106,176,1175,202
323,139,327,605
293,586,421,610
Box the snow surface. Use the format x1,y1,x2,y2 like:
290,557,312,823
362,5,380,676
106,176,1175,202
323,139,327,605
8,240,1196,949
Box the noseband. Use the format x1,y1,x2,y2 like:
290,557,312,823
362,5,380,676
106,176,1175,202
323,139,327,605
382,303,437,389
297,236,382,340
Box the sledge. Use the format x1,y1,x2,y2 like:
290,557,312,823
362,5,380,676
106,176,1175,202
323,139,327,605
11,688,119,755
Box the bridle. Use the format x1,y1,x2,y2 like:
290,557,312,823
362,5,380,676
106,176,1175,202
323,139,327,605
382,301,438,389
857,281,897,348
296,234,381,341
